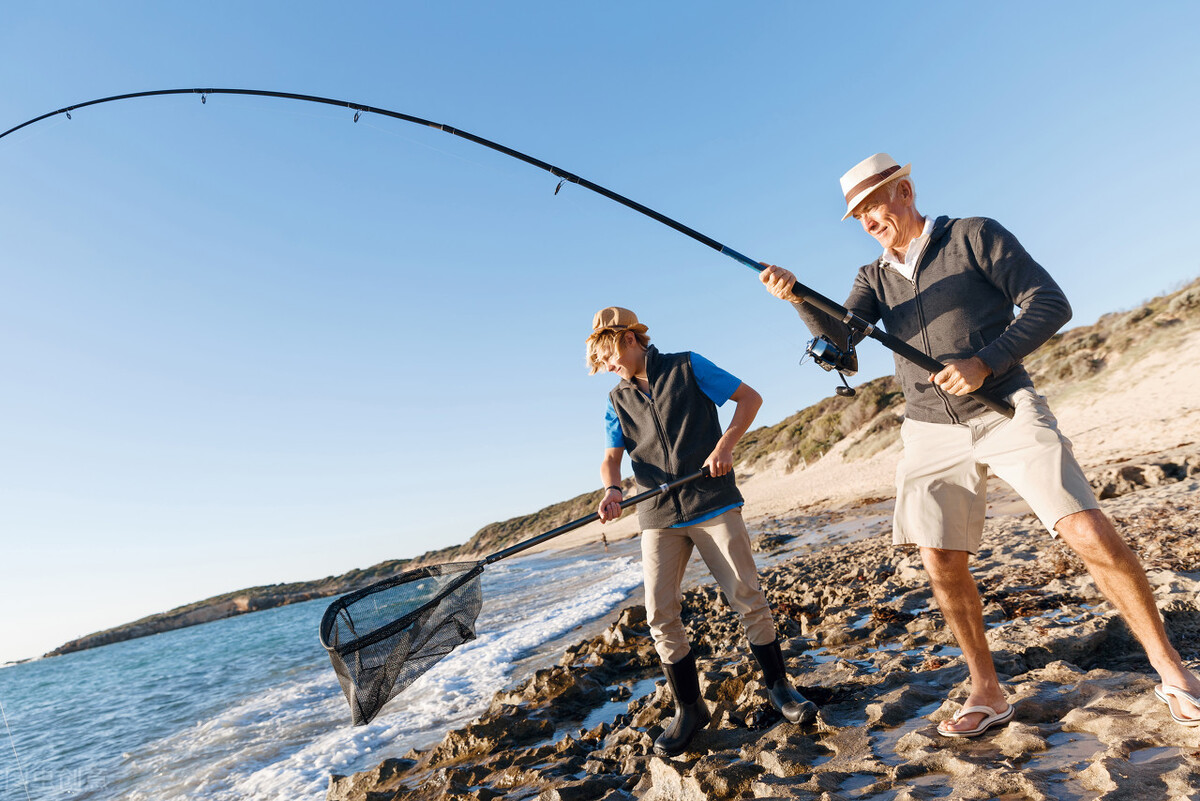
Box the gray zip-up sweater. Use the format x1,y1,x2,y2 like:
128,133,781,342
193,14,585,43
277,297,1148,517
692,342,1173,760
794,216,1071,424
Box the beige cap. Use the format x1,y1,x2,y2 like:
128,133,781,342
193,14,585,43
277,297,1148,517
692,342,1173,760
839,153,911,220
591,306,648,334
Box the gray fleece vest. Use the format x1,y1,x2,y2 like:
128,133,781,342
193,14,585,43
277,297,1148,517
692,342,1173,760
609,346,743,529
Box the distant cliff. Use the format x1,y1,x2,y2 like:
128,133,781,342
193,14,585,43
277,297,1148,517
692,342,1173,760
45,277,1200,658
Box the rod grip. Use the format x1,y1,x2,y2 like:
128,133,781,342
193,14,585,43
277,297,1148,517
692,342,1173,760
785,280,1015,419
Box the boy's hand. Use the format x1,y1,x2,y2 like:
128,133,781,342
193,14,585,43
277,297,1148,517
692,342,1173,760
704,441,735,477
598,487,623,522
760,264,801,302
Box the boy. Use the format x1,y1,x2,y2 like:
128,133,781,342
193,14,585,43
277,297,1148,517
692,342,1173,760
586,306,815,757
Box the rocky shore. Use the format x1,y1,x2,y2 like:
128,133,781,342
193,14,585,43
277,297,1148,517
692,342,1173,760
326,451,1200,801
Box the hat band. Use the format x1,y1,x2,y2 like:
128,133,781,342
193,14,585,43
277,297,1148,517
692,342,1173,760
843,164,901,205
593,322,645,334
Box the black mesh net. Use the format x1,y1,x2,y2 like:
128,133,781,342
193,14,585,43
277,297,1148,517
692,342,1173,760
320,561,485,725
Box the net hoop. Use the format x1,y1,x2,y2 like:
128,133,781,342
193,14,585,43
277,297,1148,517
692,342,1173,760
318,561,484,655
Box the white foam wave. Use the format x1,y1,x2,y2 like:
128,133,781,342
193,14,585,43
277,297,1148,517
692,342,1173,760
120,553,644,801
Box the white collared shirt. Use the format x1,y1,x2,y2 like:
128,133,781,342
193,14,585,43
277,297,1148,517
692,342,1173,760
882,216,932,283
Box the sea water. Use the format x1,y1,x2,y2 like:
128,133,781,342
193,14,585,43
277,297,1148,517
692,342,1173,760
0,541,646,801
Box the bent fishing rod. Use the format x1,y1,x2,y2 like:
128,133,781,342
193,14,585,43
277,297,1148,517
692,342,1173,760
2,87,1014,418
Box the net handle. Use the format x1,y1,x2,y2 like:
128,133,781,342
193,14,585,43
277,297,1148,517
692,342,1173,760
482,467,709,565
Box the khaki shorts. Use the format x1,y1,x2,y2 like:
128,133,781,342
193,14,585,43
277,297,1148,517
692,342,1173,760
893,388,1099,553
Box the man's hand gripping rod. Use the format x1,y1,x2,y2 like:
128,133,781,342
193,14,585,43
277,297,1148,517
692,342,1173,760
722,247,1016,419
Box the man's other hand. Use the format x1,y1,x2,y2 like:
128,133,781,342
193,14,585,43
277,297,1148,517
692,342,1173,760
931,357,993,396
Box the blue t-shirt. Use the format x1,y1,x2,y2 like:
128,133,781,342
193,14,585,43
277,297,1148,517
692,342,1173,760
603,352,744,527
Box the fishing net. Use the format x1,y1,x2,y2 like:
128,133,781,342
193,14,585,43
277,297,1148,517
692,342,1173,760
320,561,484,725
319,470,705,726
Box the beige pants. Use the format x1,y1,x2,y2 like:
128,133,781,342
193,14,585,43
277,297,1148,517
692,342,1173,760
641,507,777,664
893,388,1100,553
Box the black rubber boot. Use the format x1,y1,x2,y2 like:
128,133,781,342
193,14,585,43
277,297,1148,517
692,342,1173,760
750,639,818,724
654,651,711,757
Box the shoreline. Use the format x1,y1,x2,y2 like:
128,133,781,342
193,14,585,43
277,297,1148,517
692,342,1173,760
325,325,1200,800
327,469,1200,801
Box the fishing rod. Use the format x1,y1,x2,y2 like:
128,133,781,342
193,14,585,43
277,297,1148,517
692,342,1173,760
1,87,1014,418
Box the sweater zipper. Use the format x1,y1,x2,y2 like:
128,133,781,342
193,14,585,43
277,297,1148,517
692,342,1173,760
911,264,959,424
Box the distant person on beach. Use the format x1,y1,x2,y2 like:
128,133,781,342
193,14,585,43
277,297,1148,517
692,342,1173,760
586,306,817,756
759,153,1200,736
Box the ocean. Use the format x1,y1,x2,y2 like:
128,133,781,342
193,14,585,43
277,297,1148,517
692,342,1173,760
0,539,649,801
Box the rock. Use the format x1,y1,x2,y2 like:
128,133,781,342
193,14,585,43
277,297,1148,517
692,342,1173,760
688,754,766,798
538,776,626,801
1079,753,1200,800
753,531,796,552
986,608,1117,676
1086,454,1199,500
990,722,1049,758
747,774,824,798
743,703,782,730
864,683,944,728
327,758,416,801
490,666,610,720
755,748,810,779
426,714,555,764
891,553,925,585
1163,601,1200,661
636,758,707,801
596,791,637,801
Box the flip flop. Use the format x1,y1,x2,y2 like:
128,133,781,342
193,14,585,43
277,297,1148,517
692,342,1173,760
937,702,1015,738
1154,685,1200,727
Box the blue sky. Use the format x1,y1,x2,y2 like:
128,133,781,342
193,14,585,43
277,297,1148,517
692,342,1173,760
2,2,1198,663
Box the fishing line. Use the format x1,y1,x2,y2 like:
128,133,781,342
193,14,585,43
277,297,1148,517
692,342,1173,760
0,87,1015,417
358,112,605,228
3,114,70,148
358,117,511,176
0,698,33,801
231,97,363,135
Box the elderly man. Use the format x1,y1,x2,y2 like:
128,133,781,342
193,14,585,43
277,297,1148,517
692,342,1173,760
760,153,1200,736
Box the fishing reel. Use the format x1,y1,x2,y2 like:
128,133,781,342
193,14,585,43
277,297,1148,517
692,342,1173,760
803,335,859,397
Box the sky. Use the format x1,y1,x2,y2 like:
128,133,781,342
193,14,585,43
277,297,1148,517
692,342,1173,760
2,2,1198,663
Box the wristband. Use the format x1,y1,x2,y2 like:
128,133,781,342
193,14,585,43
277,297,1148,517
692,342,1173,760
605,485,622,493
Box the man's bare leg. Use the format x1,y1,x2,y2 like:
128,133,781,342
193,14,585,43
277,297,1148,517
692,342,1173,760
920,547,1009,733
1055,509,1200,721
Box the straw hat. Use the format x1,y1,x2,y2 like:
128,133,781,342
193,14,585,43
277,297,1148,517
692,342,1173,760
591,306,648,334
839,153,911,221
